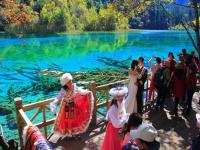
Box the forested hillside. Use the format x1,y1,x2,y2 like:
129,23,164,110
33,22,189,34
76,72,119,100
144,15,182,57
0,0,196,33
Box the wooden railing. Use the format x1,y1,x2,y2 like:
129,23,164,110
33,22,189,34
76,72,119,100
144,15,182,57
15,75,154,148
89,76,154,125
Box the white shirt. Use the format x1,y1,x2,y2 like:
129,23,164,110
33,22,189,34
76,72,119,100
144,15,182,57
107,101,128,128
148,58,161,76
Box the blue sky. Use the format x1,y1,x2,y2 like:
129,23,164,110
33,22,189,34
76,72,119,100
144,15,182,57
176,0,200,4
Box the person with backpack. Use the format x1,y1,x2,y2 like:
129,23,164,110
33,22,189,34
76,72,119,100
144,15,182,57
148,56,162,101
155,61,171,110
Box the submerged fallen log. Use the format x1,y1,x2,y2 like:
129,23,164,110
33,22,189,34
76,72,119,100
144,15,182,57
97,56,130,70
39,69,64,76
39,68,128,86
39,69,127,78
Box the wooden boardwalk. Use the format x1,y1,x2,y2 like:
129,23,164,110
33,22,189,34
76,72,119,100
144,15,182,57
50,92,200,150
14,77,200,150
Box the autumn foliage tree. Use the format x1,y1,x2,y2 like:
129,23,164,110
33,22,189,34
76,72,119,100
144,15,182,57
0,0,37,25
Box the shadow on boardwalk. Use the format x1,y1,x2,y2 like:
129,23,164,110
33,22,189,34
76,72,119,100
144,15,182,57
50,121,106,150
51,92,200,150
146,98,199,150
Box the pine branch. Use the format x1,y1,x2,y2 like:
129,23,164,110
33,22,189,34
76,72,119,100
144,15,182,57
159,1,198,52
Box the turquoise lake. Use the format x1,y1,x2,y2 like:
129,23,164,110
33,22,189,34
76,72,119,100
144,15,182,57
0,30,196,140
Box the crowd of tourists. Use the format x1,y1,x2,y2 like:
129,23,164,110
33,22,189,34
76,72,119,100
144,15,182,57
0,49,200,150
148,49,199,116
101,48,200,150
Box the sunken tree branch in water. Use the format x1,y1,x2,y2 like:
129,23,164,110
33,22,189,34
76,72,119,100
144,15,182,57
0,57,130,130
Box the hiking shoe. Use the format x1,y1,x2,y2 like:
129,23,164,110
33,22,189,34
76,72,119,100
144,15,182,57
172,110,178,116
160,106,164,111
182,109,190,116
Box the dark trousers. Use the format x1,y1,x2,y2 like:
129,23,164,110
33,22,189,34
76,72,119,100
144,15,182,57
137,86,144,115
156,86,168,108
174,97,179,113
186,89,195,112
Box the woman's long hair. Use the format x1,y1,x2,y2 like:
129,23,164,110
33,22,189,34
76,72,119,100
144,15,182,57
62,85,69,91
168,52,174,59
131,60,138,69
110,99,118,107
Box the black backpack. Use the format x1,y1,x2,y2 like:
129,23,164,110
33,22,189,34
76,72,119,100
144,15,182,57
154,67,164,89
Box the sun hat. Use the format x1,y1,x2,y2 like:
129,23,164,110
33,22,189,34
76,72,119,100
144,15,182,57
109,87,128,99
130,123,157,142
60,73,73,86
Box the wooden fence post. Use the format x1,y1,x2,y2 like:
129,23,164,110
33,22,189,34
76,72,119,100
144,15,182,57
14,97,23,149
105,87,110,111
89,81,97,126
42,106,47,138
146,78,149,103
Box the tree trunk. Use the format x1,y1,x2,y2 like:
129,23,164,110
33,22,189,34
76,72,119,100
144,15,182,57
193,0,200,58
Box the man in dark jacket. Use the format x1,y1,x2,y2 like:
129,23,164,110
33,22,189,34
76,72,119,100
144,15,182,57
155,60,171,110
136,57,148,115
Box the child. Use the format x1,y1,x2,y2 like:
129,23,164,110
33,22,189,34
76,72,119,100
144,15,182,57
101,87,129,150
122,123,159,150
121,113,142,148
130,123,159,150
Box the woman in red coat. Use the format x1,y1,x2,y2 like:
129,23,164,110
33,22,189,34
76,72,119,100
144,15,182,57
172,63,186,116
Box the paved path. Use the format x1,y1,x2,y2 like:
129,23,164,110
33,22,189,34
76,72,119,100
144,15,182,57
50,92,200,150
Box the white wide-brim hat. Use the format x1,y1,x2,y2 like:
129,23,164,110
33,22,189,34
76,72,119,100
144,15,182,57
109,87,128,99
130,123,157,142
60,73,73,86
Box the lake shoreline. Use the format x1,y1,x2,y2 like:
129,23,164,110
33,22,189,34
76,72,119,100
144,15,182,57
0,29,189,38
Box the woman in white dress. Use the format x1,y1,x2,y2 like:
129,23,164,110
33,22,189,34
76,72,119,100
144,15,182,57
125,60,139,114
